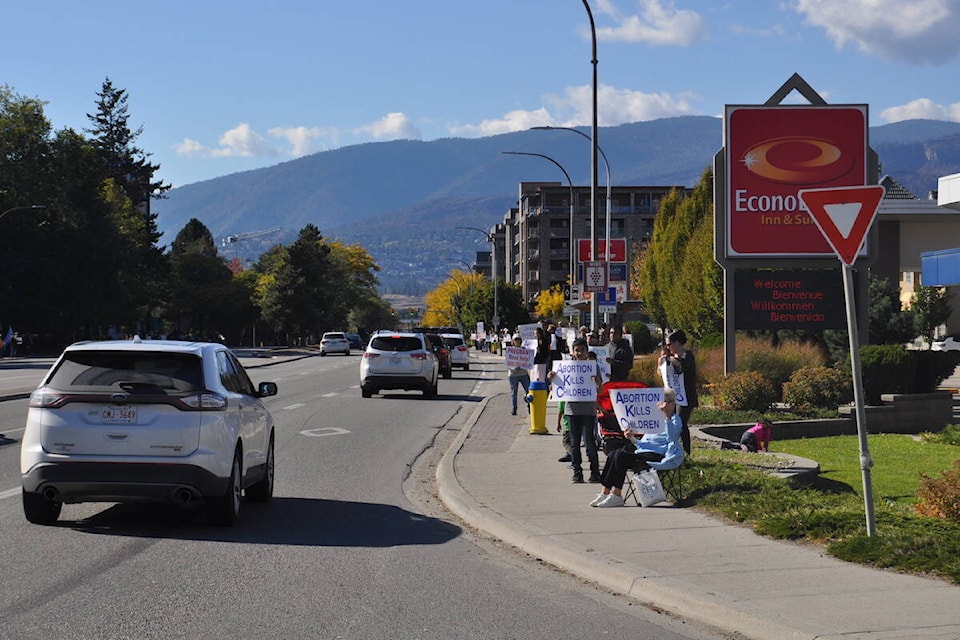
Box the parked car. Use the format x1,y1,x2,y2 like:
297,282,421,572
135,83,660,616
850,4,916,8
20,338,279,526
441,333,470,370
320,331,350,356
425,333,453,379
346,333,364,349
931,334,960,352
360,332,439,398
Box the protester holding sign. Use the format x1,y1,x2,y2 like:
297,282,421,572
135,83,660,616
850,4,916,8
658,330,698,455
590,388,685,508
505,335,533,415
547,338,602,483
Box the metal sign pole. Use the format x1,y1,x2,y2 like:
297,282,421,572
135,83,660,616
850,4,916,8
841,262,876,536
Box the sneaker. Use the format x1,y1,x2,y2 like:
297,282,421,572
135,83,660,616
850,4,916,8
597,494,624,508
558,454,572,463
587,473,601,483
511,408,517,415
589,493,608,507
572,471,584,483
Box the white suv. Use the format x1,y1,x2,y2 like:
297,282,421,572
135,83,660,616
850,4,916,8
441,333,470,370
320,331,350,356
360,332,439,398
20,338,278,526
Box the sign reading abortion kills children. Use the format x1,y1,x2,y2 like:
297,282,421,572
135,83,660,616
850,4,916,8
734,269,845,329
610,386,667,434
549,360,600,402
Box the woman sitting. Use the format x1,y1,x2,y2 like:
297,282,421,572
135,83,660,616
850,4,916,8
590,388,685,508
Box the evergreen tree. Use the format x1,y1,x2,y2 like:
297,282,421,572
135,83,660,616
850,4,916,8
912,285,952,348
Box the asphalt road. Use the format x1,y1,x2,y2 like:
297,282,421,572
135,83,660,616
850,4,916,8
0,353,724,639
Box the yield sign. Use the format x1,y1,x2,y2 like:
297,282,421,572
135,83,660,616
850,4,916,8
798,185,886,265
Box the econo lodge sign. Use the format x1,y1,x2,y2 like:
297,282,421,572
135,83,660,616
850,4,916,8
725,105,868,257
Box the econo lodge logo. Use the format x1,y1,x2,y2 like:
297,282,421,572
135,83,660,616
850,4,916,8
741,136,855,185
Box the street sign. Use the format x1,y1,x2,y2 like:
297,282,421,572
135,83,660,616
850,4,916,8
583,261,607,293
799,185,885,265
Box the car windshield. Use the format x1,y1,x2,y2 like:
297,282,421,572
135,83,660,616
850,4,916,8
47,351,203,392
442,337,465,347
370,336,422,352
324,333,346,339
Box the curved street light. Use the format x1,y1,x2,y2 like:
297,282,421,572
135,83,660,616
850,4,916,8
455,226,499,332
501,151,576,321
582,0,600,330
531,125,613,322
0,204,46,223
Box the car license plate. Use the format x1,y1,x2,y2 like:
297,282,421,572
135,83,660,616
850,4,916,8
390,356,401,366
102,406,138,424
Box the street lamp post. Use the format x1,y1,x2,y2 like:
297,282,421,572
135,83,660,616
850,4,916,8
501,151,576,324
455,226,498,333
582,0,600,330
530,126,612,322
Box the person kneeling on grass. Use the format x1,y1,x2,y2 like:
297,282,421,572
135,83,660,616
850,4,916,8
590,388,685,508
721,419,772,453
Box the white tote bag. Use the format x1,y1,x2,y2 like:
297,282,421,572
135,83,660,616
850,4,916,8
634,469,666,507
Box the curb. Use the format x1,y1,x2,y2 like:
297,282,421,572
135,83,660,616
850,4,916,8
436,395,812,640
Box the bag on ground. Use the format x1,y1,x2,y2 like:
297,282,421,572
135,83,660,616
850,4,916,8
634,469,666,507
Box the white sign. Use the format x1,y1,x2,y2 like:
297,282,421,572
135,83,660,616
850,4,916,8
517,322,540,350
476,321,486,341
589,346,611,382
505,345,535,370
610,387,666,434
549,360,599,402
658,359,689,406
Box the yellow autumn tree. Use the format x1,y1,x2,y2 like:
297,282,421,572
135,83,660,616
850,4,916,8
534,285,565,320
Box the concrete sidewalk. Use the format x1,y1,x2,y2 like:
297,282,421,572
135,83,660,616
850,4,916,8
439,352,960,640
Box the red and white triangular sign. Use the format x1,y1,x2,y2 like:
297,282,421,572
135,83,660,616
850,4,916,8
799,185,886,265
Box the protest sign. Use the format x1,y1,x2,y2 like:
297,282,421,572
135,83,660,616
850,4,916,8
611,386,666,434
505,345,535,370
548,360,599,402
658,360,688,406
589,345,610,382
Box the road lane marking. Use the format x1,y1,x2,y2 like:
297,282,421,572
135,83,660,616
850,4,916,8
1,487,19,500
283,403,306,410
321,392,337,397
299,427,350,437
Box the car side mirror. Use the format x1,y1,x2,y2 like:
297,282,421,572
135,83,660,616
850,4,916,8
258,381,278,397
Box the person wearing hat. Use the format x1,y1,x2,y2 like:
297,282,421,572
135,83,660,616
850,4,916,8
506,334,531,416
590,388,685,507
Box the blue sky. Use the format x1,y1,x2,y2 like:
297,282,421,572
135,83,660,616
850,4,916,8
5,0,960,188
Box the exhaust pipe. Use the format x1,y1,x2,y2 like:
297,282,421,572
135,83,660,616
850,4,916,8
172,487,195,505
42,486,60,502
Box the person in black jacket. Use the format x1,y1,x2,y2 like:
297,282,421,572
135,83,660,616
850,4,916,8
606,325,634,382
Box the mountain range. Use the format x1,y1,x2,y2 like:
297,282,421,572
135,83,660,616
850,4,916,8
154,116,960,294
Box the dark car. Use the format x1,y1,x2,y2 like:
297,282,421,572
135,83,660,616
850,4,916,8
346,333,363,349
425,333,453,379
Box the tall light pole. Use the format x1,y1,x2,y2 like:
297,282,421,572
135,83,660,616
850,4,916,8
501,151,576,324
530,125,612,322
582,0,600,330
455,226,498,333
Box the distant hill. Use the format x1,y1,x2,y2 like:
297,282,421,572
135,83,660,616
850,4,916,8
154,116,960,294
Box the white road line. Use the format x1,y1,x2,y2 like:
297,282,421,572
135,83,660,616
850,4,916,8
1,426,25,435
321,392,337,397
1,487,20,500
283,403,306,410
299,427,350,437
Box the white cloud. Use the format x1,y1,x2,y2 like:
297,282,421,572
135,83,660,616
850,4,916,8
791,0,960,64
880,98,960,123
173,123,278,158
449,84,697,137
594,0,707,45
354,112,422,141
268,125,339,157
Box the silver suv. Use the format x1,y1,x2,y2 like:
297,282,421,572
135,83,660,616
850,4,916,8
20,339,278,526
360,332,439,398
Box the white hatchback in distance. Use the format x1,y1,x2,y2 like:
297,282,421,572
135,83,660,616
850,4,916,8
20,338,278,526
441,333,470,370
320,331,351,356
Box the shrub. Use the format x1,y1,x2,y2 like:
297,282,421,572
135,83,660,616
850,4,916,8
712,370,778,412
920,424,960,446
625,321,657,355
629,354,661,387
782,366,853,414
908,349,960,393
858,344,914,405
738,338,826,401
916,461,960,522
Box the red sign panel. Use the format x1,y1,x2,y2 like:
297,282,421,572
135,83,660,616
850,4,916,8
725,105,868,257
577,238,626,262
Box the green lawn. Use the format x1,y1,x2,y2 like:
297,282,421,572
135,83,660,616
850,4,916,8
770,434,960,506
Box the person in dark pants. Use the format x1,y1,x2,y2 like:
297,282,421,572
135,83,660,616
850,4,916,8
659,330,698,455
548,338,601,483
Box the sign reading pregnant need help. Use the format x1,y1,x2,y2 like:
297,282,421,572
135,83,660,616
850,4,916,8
611,387,667,434
549,360,598,402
